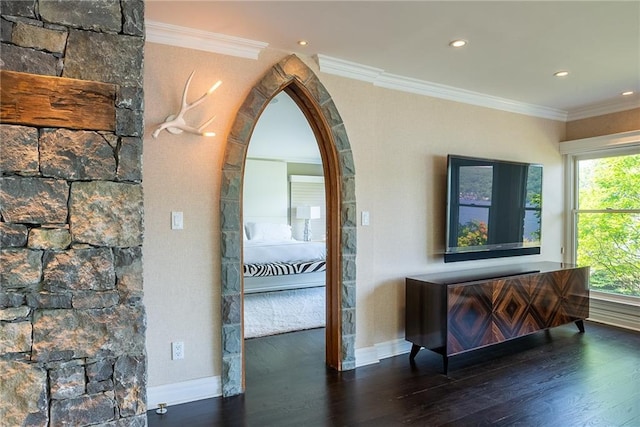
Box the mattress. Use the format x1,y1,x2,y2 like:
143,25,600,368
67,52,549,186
243,239,326,265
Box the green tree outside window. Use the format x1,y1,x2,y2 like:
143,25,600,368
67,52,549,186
577,154,640,296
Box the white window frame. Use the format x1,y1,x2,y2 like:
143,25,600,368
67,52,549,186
561,130,640,331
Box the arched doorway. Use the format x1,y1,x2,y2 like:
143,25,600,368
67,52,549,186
219,55,357,396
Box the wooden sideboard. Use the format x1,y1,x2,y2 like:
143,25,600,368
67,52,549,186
405,262,589,373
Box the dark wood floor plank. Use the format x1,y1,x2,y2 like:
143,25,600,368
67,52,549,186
148,322,640,427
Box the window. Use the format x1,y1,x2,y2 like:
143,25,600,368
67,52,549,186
289,175,325,241
574,153,640,297
563,131,640,303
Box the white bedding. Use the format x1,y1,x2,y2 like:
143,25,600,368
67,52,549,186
243,240,326,265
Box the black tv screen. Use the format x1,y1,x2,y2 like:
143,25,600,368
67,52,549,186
445,155,542,263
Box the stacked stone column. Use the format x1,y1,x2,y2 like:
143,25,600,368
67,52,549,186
1,1,146,425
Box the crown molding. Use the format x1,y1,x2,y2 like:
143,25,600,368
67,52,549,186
315,54,383,83
376,72,567,121
566,97,640,121
145,26,635,122
247,154,322,165
145,20,268,60
317,54,568,121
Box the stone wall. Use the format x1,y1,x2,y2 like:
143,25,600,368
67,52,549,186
0,1,146,426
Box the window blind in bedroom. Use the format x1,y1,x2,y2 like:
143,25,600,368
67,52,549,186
289,175,326,241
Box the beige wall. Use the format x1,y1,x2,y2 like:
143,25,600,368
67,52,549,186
143,42,566,388
565,107,640,141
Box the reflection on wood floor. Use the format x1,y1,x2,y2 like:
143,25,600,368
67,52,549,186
148,321,640,426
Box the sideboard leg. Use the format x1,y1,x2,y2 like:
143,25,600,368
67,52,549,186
443,356,449,375
409,344,421,361
575,319,585,333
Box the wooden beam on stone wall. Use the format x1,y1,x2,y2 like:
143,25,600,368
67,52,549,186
0,70,116,131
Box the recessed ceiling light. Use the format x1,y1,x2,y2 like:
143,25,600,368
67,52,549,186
449,39,467,48
554,71,569,77
621,91,634,96
297,40,308,46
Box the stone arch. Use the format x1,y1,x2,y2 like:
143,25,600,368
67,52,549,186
219,55,357,396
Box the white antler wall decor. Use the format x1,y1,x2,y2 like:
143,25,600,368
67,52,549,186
152,70,222,139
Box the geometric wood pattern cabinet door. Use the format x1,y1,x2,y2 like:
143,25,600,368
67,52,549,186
406,262,590,373
447,281,495,354
555,267,590,326
492,275,541,342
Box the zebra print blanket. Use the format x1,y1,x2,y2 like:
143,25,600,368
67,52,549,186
244,260,326,277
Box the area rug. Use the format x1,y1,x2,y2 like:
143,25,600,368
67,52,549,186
244,287,326,338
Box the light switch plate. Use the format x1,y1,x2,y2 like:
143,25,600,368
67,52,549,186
361,211,370,226
171,211,184,230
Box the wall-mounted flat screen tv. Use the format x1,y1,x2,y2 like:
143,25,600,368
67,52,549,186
445,155,542,262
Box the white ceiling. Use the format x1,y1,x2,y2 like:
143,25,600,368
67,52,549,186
248,92,321,163
146,1,640,119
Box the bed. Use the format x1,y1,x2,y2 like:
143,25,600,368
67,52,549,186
243,223,326,294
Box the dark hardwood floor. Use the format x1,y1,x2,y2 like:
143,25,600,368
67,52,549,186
148,321,640,426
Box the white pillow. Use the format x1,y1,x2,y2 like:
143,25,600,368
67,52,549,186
245,222,292,241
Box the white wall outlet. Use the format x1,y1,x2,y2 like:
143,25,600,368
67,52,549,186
171,211,183,230
171,341,184,360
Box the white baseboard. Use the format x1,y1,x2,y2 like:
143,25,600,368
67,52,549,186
147,376,221,410
352,298,640,369
150,309,640,410
355,338,412,367
588,294,640,332
355,345,380,367
147,338,412,409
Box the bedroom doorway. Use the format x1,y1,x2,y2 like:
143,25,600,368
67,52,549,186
242,90,327,339
220,55,357,397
